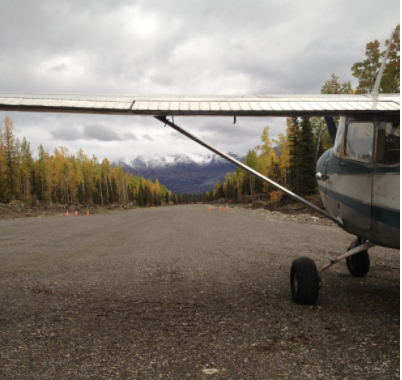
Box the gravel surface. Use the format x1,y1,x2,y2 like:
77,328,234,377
0,204,399,379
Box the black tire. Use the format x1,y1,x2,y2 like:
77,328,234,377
290,257,319,305
346,241,370,277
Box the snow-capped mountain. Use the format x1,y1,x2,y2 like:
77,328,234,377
131,155,148,171
113,152,244,171
111,152,245,193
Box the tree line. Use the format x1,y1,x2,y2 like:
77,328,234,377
0,116,172,206
204,116,323,202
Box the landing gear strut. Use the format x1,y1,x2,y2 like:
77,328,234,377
290,239,375,305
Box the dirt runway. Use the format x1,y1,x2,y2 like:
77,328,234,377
0,205,399,379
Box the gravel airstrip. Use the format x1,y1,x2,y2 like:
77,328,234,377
0,204,400,379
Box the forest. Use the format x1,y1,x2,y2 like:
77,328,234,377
0,116,171,206
0,26,399,207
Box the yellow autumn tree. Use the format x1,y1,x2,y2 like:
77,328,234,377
255,126,275,192
274,132,291,187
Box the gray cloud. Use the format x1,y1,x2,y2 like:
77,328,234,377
142,134,153,141
50,126,82,141
50,63,67,72
83,125,124,141
123,132,138,140
49,123,139,142
1,0,398,94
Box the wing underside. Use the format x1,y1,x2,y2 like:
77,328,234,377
0,93,399,117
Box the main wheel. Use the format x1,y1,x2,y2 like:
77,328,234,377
346,241,370,277
290,257,319,305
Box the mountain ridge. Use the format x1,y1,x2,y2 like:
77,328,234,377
112,152,245,193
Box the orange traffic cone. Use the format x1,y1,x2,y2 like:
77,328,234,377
66,211,69,217
75,210,78,216
86,210,89,216
219,206,222,211
226,205,229,210
209,207,212,211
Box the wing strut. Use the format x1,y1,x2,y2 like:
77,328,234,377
324,117,337,144
154,116,343,226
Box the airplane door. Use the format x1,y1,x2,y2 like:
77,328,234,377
321,118,345,219
340,120,375,231
316,149,330,209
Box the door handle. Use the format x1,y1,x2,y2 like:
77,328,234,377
315,172,329,181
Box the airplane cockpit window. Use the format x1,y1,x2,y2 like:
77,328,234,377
376,122,400,165
344,122,374,163
334,119,345,156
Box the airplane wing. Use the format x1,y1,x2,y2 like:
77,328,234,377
0,93,399,117
0,91,399,226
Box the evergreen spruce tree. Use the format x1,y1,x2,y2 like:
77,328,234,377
298,117,317,196
143,184,148,205
254,178,263,194
148,187,154,206
316,135,325,164
3,116,18,201
288,117,300,194
241,172,249,196
136,187,144,206
272,159,281,186
36,144,49,201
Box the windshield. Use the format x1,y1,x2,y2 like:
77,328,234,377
344,121,374,163
376,122,400,165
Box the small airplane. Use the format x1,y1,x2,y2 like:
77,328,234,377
0,33,399,305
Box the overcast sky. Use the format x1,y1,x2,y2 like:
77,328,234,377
0,0,399,161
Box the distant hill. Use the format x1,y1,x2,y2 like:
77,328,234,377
112,153,245,193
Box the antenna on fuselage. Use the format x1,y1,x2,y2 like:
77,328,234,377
371,30,395,96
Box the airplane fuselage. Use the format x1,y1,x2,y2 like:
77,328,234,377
317,115,400,249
